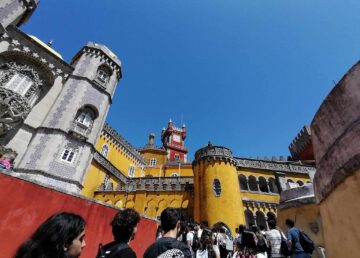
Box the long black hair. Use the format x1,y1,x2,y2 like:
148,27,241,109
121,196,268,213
14,212,85,258
199,228,217,258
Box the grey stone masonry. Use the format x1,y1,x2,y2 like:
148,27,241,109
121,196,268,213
0,0,39,30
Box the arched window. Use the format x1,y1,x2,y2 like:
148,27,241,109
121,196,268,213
100,144,109,157
95,65,112,86
248,175,258,191
71,105,98,138
297,180,304,186
287,179,294,183
244,209,255,228
256,211,267,230
128,165,135,177
174,153,180,161
258,176,269,192
238,174,248,191
149,158,157,167
268,178,279,193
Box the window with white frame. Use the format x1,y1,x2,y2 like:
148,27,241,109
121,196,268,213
3,72,33,96
100,144,109,158
128,165,135,177
149,158,157,167
60,147,77,164
96,66,111,86
174,154,180,161
76,111,93,128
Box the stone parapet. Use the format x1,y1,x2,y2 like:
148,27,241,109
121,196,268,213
278,184,315,210
193,143,236,165
311,61,360,203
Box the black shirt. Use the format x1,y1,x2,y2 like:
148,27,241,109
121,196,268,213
143,237,192,258
100,241,137,258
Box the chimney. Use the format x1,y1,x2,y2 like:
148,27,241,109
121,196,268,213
148,133,155,146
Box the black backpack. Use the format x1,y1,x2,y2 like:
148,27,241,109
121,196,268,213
299,231,315,254
191,232,200,252
256,234,269,253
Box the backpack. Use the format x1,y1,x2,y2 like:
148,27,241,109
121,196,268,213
191,232,200,252
96,242,128,258
157,248,184,258
256,234,269,253
278,231,292,257
299,231,315,254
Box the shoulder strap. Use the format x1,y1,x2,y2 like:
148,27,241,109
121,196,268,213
106,242,129,258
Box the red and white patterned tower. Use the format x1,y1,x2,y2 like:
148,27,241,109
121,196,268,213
161,119,188,162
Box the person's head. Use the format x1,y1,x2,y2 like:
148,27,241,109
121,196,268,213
235,228,239,234
112,208,141,243
160,208,181,233
200,221,208,229
285,219,295,228
268,219,277,229
187,223,194,232
259,225,265,231
15,212,86,258
238,224,246,233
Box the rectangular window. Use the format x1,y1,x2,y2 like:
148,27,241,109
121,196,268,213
5,73,33,96
61,148,76,163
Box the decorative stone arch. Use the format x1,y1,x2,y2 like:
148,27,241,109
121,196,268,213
244,209,255,228
258,176,269,192
157,199,168,216
268,177,279,193
213,222,233,240
238,174,248,191
255,210,267,230
248,175,258,191
169,199,180,208
115,199,123,208
287,179,294,183
0,51,54,139
125,201,135,208
145,199,157,218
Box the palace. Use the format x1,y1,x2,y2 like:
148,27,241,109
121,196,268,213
0,0,314,236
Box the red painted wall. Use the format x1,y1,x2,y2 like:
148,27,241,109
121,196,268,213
0,173,157,258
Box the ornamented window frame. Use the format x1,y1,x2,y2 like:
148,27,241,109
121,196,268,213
100,144,109,158
0,62,43,106
128,165,135,177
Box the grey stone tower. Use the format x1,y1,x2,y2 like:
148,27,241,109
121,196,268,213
0,0,122,193
14,43,122,192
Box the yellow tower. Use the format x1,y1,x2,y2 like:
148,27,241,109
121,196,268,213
193,143,245,235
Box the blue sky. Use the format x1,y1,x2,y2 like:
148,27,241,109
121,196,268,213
23,0,360,159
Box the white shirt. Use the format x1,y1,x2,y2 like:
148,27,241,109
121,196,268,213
198,229,203,238
187,231,195,246
265,229,286,258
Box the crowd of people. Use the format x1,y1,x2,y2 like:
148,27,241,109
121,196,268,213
13,208,314,258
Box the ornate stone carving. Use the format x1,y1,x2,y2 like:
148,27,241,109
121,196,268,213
236,158,315,174
0,87,31,136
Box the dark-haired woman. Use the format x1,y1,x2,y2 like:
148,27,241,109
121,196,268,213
196,228,220,258
15,212,86,258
